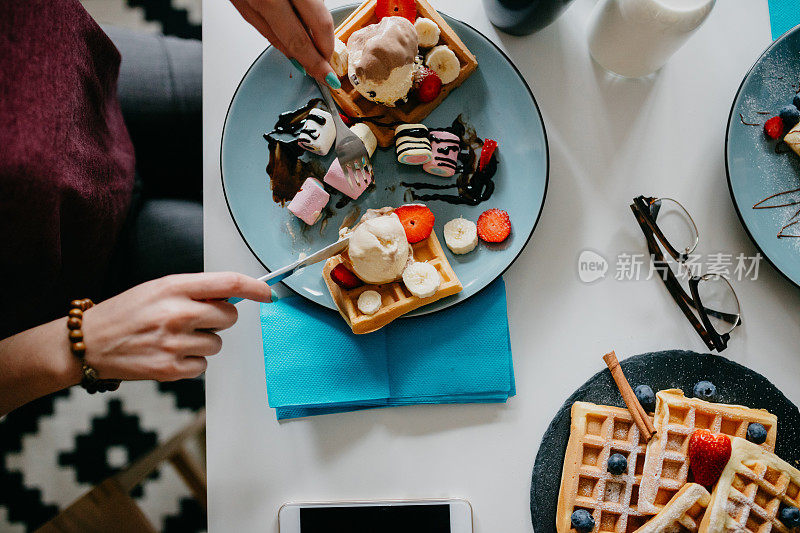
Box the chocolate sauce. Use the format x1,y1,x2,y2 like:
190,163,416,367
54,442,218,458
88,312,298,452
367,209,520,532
393,127,429,143
297,112,327,140
432,138,460,170
739,113,760,126
264,98,326,204
401,116,499,206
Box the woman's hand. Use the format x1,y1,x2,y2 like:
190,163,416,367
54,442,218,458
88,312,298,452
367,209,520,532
81,272,271,382
230,0,339,87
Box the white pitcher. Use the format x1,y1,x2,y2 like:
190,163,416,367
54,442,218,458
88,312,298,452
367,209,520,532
587,0,716,78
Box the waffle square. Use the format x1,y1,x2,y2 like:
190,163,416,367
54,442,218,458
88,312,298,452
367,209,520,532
322,230,462,334
633,483,710,533
699,437,800,533
556,402,653,533
332,0,478,147
637,389,778,515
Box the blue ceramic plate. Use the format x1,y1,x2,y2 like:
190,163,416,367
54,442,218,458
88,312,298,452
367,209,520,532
221,5,549,314
727,24,800,288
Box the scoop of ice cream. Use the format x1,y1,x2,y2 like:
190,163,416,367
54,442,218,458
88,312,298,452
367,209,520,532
347,211,410,284
347,16,418,106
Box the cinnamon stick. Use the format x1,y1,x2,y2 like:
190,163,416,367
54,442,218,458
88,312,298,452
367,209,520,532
603,351,655,441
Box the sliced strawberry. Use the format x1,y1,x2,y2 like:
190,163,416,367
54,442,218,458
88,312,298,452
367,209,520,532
375,0,417,23
687,430,732,488
479,139,498,171
330,263,363,290
414,67,442,103
477,208,511,243
394,204,435,243
339,113,353,127
764,116,784,140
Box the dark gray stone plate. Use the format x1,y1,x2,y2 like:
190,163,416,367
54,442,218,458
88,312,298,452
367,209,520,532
530,350,800,532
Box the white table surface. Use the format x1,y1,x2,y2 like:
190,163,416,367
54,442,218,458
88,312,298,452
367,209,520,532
203,1,800,530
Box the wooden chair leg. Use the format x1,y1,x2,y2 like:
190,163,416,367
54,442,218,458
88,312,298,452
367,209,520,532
169,446,207,511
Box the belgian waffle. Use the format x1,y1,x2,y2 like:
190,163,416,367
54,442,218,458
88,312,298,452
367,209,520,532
332,0,478,147
637,389,778,515
699,437,800,533
556,402,653,533
322,230,461,334
633,483,710,533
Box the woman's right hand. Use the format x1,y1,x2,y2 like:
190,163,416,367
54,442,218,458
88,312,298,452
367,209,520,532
81,272,271,382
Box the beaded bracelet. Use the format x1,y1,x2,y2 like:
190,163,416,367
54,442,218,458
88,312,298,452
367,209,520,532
67,299,120,394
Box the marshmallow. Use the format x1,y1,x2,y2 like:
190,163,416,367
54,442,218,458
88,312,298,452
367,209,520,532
330,39,348,78
394,123,432,165
323,158,372,200
349,123,377,158
297,109,335,156
423,131,460,177
287,178,329,225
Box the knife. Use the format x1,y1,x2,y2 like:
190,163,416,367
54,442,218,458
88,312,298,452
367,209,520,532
228,237,349,304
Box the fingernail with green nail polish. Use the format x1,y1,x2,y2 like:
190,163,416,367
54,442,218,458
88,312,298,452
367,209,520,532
325,72,341,90
289,59,305,75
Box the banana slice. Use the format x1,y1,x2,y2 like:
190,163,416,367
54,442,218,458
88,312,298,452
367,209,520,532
414,17,440,48
330,38,348,78
425,45,460,84
402,261,441,298
357,290,382,315
443,217,478,254
349,123,377,157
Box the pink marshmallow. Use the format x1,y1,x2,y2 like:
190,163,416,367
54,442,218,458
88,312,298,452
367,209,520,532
287,178,329,225
422,131,460,177
323,158,372,200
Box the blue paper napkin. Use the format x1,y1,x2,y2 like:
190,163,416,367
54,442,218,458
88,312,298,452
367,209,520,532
260,278,515,420
767,0,799,40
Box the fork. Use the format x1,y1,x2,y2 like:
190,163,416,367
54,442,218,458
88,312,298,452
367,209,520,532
314,79,373,186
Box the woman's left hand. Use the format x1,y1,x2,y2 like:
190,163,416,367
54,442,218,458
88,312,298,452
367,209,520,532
229,0,338,85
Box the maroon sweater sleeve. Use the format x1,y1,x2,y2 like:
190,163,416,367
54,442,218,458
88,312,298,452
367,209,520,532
0,0,136,338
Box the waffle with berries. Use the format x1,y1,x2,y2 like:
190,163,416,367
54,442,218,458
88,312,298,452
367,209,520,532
332,0,478,148
322,230,462,334
699,437,800,533
556,402,653,533
637,389,777,515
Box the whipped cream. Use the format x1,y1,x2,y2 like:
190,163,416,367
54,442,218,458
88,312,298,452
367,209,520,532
347,16,418,106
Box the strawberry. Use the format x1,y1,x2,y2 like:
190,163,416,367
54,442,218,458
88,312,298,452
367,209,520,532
330,263,363,290
478,139,498,171
477,208,511,243
764,116,784,140
414,67,442,103
339,113,353,127
375,0,417,23
687,430,732,488
394,204,435,243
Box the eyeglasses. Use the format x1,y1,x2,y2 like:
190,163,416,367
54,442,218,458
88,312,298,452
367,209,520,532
630,196,742,352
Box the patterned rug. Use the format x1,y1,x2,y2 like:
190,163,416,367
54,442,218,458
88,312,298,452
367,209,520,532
81,0,201,39
0,380,207,532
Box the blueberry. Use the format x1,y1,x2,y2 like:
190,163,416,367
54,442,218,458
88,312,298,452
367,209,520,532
607,453,628,475
779,505,800,528
794,93,800,111
779,105,800,129
746,422,768,445
571,509,595,532
693,381,718,402
634,385,656,413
